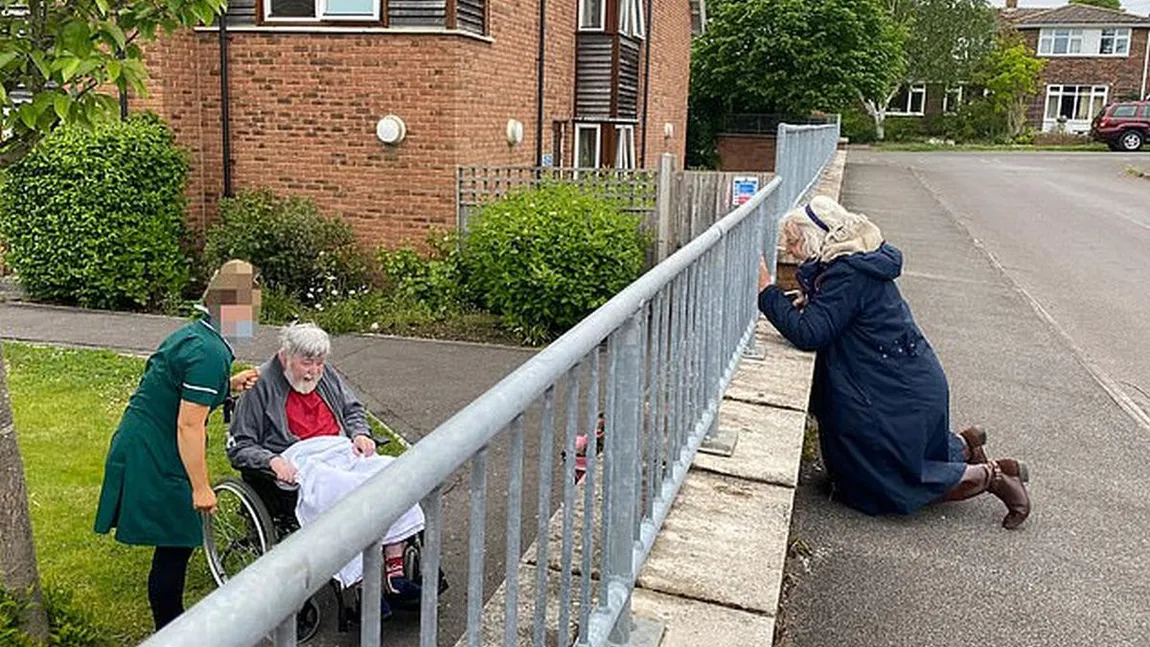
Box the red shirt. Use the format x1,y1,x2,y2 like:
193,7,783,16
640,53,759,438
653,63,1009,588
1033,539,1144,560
285,389,341,441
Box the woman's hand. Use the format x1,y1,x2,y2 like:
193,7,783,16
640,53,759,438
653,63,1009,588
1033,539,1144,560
193,486,217,514
230,368,260,394
758,256,773,293
269,456,299,484
353,435,377,457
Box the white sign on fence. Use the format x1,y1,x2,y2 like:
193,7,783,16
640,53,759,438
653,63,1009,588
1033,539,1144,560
732,176,759,206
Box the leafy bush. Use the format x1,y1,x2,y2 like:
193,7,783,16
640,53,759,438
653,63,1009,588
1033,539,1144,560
203,189,375,306
0,586,111,647
378,230,471,317
0,114,190,311
883,116,926,142
840,107,877,144
946,98,1010,143
464,183,647,343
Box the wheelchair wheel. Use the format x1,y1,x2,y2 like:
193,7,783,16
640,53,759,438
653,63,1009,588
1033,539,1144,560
203,477,277,586
297,598,320,643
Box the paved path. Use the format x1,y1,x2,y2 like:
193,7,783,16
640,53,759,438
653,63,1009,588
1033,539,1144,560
0,303,539,646
782,151,1150,647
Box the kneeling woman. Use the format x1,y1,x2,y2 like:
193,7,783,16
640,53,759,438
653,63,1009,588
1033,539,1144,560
757,196,1030,529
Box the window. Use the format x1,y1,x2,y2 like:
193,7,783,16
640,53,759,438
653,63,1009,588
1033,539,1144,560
574,124,601,169
1038,28,1083,55
943,86,964,115
265,0,379,20
1100,28,1130,56
615,125,636,169
619,0,644,38
1044,85,1108,122
579,0,605,30
1143,105,1150,118
1111,105,1138,118
888,84,926,116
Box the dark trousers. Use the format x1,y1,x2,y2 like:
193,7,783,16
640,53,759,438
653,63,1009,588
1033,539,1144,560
148,546,194,630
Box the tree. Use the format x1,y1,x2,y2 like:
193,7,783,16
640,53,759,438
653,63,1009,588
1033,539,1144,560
1070,0,1121,9
860,0,998,140
0,0,224,636
974,32,1046,139
687,0,903,166
0,0,225,167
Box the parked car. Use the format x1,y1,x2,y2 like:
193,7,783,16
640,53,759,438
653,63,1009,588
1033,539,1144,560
1091,101,1150,152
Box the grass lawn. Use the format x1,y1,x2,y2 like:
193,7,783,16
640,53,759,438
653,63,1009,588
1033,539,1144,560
4,342,406,645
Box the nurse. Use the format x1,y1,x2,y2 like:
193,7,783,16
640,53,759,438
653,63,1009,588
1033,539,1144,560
94,260,262,630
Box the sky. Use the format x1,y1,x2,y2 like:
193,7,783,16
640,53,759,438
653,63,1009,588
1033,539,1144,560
988,0,1150,16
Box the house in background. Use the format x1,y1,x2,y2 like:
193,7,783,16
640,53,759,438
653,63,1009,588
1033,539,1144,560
131,0,703,246
1002,1,1150,133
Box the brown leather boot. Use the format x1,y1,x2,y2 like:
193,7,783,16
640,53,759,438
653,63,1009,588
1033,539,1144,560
989,459,1031,530
940,463,993,502
959,426,989,464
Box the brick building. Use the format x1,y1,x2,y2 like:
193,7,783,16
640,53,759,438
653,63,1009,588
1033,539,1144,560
132,0,703,245
1002,2,1150,133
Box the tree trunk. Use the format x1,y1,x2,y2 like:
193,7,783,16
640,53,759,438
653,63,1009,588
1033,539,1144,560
873,110,887,141
0,345,49,641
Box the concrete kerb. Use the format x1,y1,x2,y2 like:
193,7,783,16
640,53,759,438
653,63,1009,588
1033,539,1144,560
455,152,845,647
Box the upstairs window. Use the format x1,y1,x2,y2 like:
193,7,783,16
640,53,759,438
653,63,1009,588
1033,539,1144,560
265,0,380,20
619,0,644,38
579,0,605,30
1100,28,1130,56
1038,28,1083,55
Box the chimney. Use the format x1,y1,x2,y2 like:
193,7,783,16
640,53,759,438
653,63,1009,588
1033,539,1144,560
1005,0,1018,8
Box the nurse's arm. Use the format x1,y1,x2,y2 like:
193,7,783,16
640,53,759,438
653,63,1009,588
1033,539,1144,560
177,399,212,503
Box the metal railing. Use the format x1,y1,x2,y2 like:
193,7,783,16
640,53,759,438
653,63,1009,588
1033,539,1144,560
774,122,842,211
140,123,835,647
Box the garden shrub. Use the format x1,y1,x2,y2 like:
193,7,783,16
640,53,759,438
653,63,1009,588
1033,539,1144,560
0,114,190,311
378,229,471,317
203,189,375,306
464,183,647,343
840,107,877,144
883,116,926,142
0,586,111,647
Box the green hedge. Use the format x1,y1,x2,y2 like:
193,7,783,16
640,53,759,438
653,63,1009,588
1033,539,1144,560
0,115,190,311
464,184,647,343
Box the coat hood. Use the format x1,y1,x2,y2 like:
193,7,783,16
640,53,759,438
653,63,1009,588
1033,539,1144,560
836,242,903,281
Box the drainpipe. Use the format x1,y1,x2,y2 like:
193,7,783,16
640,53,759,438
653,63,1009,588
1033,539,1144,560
534,0,547,166
219,6,233,198
639,0,653,167
1141,29,1149,100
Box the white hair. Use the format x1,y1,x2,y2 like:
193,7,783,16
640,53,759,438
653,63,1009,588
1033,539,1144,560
279,322,330,359
779,195,850,261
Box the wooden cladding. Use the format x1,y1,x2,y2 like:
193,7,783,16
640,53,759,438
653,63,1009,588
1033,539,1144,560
576,32,643,120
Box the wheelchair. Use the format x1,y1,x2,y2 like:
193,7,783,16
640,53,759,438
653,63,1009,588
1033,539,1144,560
201,397,439,643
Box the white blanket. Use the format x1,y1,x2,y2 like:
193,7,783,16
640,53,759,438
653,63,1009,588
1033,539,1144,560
282,436,426,588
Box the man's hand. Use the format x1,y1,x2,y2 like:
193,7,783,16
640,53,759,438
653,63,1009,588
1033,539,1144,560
231,368,260,394
269,456,298,484
353,435,377,457
193,486,217,514
758,256,773,293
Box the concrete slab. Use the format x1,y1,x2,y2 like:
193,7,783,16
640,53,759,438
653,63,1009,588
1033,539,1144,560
693,399,808,487
631,588,775,647
636,471,794,615
723,346,815,412
449,564,592,647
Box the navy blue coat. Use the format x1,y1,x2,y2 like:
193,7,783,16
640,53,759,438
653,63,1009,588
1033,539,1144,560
758,243,964,515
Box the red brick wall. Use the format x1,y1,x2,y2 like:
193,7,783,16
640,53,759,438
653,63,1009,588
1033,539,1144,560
716,134,776,172
1020,27,1150,126
640,0,690,168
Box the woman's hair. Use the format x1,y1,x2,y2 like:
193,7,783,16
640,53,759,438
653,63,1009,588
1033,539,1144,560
779,195,883,262
279,322,331,359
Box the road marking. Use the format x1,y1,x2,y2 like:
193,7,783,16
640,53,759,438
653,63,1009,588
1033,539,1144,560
909,166,1150,435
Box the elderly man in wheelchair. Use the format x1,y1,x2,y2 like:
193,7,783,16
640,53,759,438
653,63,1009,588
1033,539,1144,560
202,322,442,640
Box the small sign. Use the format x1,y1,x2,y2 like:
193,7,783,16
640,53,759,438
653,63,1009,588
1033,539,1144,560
732,176,759,206
541,153,554,167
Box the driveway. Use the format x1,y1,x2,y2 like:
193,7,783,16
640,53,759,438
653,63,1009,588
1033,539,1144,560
780,150,1150,647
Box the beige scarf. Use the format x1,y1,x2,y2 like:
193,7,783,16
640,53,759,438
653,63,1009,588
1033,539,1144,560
817,212,884,263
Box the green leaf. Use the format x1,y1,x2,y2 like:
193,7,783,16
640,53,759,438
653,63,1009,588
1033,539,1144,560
62,20,93,58
107,59,122,82
61,57,82,82
0,51,18,70
95,0,110,14
17,104,36,129
29,51,50,80
102,22,128,51
53,93,72,120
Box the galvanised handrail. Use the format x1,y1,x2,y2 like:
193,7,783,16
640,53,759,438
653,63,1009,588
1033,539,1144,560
774,122,841,210
139,123,835,647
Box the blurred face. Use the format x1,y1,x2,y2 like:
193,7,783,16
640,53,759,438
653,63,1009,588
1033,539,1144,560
279,351,326,394
217,304,256,339
783,221,808,260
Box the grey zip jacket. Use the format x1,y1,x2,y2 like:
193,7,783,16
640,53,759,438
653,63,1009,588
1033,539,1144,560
226,355,371,471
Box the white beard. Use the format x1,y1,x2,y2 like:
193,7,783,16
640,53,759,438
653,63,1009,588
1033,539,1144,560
284,369,320,395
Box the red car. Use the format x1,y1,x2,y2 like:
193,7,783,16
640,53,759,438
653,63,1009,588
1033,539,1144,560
1091,100,1150,152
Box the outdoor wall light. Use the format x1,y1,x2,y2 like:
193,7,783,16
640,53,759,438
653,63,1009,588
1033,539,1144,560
664,122,675,139
376,115,407,145
506,119,525,146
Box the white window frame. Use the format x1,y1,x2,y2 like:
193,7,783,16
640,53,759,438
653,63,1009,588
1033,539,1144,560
943,85,964,115
1038,28,1083,56
619,0,645,38
1043,84,1109,124
579,0,606,31
615,124,636,169
574,123,602,169
1099,28,1131,56
888,84,927,116
263,0,380,22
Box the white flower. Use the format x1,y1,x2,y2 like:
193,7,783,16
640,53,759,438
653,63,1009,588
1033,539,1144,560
371,322,380,331
316,304,324,311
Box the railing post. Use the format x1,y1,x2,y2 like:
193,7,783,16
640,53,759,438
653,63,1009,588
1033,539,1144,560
656,153,675,262
607,313,643,645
